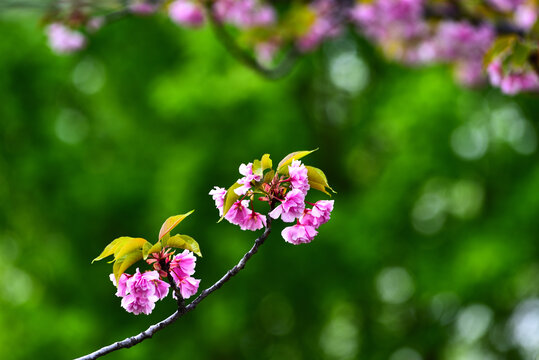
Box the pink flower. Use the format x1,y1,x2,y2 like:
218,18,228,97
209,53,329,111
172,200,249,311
209,186,227,216
130,2,159,14
169,0,206,28
488,0,523,11
500,72,539,95
269,189,305,222
310,200,334,226
255,39,280,65
235,163,262,196
487,60,503,86
288,160,310,194
281,224,318,245
297,0,342,52
454,60,485,87
225,200,251,225
350,0,426,43
299,201,334,228
109,273,131,297
514,4,538,30
175,276,200,299
111,268,170,315
170,250,197,281
240,211,267,231
154,278,171,300
213,0,276,29
46,23,86,54
487,59,539,95
435,22,494,61
126,269,161,298
121,293,156,315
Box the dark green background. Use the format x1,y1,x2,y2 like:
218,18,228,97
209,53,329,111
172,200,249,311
1,11,539,360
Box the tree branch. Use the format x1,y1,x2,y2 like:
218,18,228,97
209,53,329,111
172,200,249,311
75,219,272,360
204,2,299,80
424,2,527,37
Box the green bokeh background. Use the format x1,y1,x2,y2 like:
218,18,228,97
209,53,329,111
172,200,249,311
1,11,539,360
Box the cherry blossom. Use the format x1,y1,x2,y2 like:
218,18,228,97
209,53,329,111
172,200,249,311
169,0,206,28
235,163,262,196
209,186,227,216
281,224,318,245
110,268,170,315
288,160,310,194
269,189,306,222
170,250,197,280
46,23,86,54
225,200,251,225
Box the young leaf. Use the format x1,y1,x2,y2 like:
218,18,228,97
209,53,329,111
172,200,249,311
142,241,161,260
277,149,318,173
93,236,130,263
167,234,202,257
158,210,195,241
483,35,516,67
114,237,149,261
261,153,272,172
252,153,273,178
306,166,336,195
263,169,275,184
509,40,533,68
221,182,242,218
113,251,143,283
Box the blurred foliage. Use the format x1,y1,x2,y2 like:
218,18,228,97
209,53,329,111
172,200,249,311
1,10,539,360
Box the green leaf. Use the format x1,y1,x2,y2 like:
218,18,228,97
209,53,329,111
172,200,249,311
113,251,143,283
509,40,533,68
483,35,516,68
221,182,242,219
142,241,162,260
114,237,149,261
306,166,336,195
263,169,275,184
529,18,539,38
261,153,272,172
280,5,316,38
252,159,263,178
158,210,194,241
252,153,273,178
277,149,318,173
167,234,202,257
93,236,130,263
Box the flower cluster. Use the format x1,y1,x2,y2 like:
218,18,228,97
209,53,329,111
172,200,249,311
487,59,539,95
169,250,201,299
109,248,201,315
350,1,497,86
213,0,276,29
42,0,539,95
95,211,202,316
210,152,335,245
110,269,170,315
296,0,342,53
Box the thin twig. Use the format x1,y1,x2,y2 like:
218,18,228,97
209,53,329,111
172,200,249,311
204,2,299,80
424,2,527,37
75,219,272,360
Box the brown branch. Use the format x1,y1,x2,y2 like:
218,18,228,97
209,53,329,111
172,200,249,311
424,2,527,37
74,219,272,360
204,2,299,80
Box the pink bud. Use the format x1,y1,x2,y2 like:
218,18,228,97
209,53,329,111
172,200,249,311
169,0,205,27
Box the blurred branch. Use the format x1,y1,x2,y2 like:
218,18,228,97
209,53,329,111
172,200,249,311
75,219,272,360
205,2,299,80
424,2,527,37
